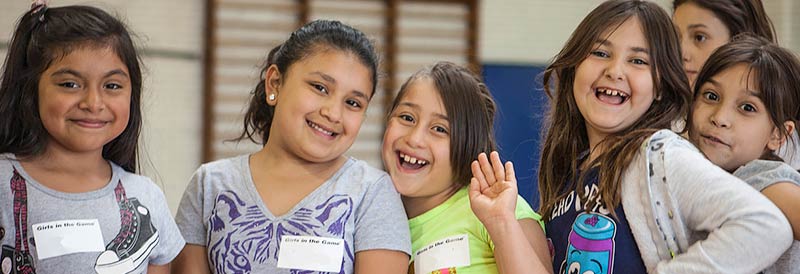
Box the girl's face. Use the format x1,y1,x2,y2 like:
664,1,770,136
37,46,131,156
689,64,787,172
266,50,372,163
382,78,455,203
573,17,655,149
673,2,731,87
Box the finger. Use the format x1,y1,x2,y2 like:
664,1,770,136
505,161,518,188
471,160,489,191
468,177,481,200
489,151,505,183
478,152,497,184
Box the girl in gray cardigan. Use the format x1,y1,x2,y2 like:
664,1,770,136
687,34,800,274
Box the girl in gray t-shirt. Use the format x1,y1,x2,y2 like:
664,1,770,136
174,20,411,274
0,3,185,273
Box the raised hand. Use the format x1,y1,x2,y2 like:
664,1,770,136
469,151,518,224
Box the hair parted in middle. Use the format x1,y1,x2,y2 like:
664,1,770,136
538,0,692,220
388,61,497,187
238,19,378,145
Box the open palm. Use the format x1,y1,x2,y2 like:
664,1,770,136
469,151,518,223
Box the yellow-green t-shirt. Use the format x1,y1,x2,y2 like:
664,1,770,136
408,187,543,274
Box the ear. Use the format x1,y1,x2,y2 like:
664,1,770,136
264,64,282,106
767,121,795,151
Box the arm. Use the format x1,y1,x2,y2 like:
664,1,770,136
147,263,170,274
354,249,409,274
761,182,800,240
171,244,211,274
656,145,792,273
469,152,553,274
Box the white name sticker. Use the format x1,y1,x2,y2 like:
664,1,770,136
31,219,105,259
277,235,345,272
414,234,470,274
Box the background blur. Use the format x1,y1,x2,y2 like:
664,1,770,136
1,0,798,213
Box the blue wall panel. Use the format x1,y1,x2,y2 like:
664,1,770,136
482,64,548,209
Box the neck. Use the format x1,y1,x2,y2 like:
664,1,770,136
402,185,461,219
19,144,111,193
23,145,108,175
252,143,347,185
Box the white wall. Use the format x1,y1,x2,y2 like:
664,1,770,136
480,0,798,65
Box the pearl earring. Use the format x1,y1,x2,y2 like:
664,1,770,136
268,94,275,101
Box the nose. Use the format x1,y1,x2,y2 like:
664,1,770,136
405,123,426,148
680,39,691,64
710,106,731,128
604,59,625,81
320,100,342,123
79,86,105,113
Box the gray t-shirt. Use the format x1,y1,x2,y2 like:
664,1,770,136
0,154,185,274
734,159,800,274
175,155,411,274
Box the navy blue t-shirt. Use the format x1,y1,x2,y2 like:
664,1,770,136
545,167,647,274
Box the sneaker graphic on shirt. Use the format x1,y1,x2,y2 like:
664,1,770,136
94,183,159,274
2,169,35,274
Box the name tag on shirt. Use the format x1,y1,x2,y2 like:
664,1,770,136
31,219,105,259
414,234,470,274
277,235,345,272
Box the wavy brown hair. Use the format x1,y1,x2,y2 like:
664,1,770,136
539,0,692,220
673,0,776,43
688,34,800,161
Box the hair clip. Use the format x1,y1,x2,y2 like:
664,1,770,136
30,0,48,21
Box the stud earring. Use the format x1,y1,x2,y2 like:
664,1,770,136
268,94,275,101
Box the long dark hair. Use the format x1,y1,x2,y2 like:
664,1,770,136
387,62,497,187
689,34,800,160
539,0,691,220
0,5,143,172
238,20,378,145
673,0,776,43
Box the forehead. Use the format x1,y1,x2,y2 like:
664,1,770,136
673,2,725,28
397,78,447,115
708,63,760,93
287,49,373,92
45,46,127,73
597,17,647,48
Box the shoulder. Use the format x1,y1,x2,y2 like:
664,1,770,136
734,159,800,190
339,157,391,186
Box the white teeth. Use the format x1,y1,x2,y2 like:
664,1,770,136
309,122,333,136
597,88,627,97
399,152,427,166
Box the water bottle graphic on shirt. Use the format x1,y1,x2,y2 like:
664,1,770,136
561,213,616,274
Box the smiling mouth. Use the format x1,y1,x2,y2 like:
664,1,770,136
398,152,428,170
595,87,629,105
71,119,108,128
307,120,337,137
701,134,730,147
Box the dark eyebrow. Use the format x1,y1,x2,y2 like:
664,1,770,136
50,69,82,78
50,68,129,79
311,71,336,85
687,23,708,30
311,71,371,101
397,102,449,121
595,39,649,54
